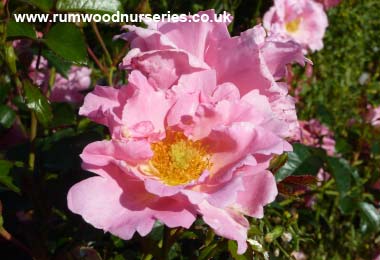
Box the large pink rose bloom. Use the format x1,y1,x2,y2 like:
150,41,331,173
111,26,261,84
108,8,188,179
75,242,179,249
68,67,292,253
263,0,328,53
117,10,305,138
29,56,91,104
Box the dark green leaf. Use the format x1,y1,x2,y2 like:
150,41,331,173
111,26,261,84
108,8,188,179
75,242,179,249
275,143,325,182
338,196,357,215
77,247,102,260
42,50,72,77
51,103,76,128
44,23,87,64
23,80,52,127
0,160,20,193
316,103,334,126
327,157,352,195
56,0,123,14
358,202,380,233
12,96,28,112
7,20,36,39
4,44,17,74
0,84,11,103
335,138,353,155
0,105,16,128
27,0,53,12
148,222,164,241
372,141,380,154
276,144,311,182
198,243,218,260
111,236,124,248
0,161,12,175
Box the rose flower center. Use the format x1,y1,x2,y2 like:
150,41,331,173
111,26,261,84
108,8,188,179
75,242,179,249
149,131,212,186
285,18,301,33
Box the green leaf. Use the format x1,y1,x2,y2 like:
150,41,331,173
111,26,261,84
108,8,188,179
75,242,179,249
335,138,353,155
264,226,284,243
27,0,53,12
326,157,352,195
44,23,87,64
0,160,20,194
338,196,356,215
276,144,311,182
269,153,288,173
51,103,76,128
198,243,218,260
228,240,247,260
7,20,36,39
4,44,17,75
77,247,102,260
275,143,325,182
0,84,11,103
358,202,380,233
0,105,16,128
0,161,12,176
371,141,380,154
148,222,164,241
56,0,123,14
41,50,72,77
23,80,52,127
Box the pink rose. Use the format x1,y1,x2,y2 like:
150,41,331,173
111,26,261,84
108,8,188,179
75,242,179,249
28,56,91,104
291,251,308,260
368,105,380,127
293,119,336,156
69,68,291,254
68,10,307,253
316,0,341,9
116,10,306,139
29,56,49,89
263,0,328,53
50,66,92,103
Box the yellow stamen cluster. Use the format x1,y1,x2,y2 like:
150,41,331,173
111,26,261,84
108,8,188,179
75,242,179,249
149,131,212,186
285,18,301,33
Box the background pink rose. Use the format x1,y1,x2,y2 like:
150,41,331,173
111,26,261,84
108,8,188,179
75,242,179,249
263,0,328,53
28,56,91,104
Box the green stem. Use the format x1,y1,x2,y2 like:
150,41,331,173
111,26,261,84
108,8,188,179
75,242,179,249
87,46,108,75
47,67,56,98
28,112,37,172
108,66,115,87
159,227,183,259
141,253,153,260
91,22,113,66
273,240,291,258
162,226,170,260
